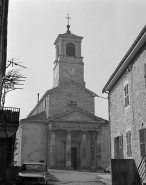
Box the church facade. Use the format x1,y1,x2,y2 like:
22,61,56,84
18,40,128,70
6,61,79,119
15,24,110,171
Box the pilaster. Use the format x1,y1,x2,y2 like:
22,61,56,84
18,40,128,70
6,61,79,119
65,130,73,170
91,131,97,172
50,130,56,168
81,131,87,170
96,132,102,168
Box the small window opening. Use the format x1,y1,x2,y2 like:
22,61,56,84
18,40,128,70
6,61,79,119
66,43,75,56
124,84,130,107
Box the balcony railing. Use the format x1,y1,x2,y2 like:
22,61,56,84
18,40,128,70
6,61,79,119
0,107,20,124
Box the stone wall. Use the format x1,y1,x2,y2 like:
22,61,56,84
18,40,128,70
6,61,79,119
21,122,46,164
100,125,110,168
49,83,95,117
109,46,146,167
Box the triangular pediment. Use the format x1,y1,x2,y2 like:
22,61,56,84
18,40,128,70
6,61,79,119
28,81,97,117
47,107,105,123
56,111,95,122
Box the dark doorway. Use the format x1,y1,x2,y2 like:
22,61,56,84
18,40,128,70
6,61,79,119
71,147,77,169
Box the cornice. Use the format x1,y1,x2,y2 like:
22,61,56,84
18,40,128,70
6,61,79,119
54,33,83,45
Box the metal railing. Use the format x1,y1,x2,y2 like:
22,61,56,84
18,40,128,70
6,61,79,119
0,107,20,124
135,154,146,185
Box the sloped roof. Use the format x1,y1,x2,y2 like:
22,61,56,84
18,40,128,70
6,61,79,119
46,106,108,124
102,25,146,93
21,111,47,123
45,81,97,96
27,81,97,117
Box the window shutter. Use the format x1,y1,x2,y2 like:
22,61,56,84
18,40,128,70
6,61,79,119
127,131,132,157
127,95,129,105
124,86,126,107
127,132,129,156
125,97,127,107
114,137,119,159
144,64,146,86
144,64,146,77
124,84,130,107
119,135,123,159
114,137,117,159
129,131,132,155
139,129,145,157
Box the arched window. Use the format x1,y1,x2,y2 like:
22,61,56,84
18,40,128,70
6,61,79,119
66,43,75,56
56,45,59,57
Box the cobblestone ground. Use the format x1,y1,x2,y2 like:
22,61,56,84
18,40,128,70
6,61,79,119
48,169,105,185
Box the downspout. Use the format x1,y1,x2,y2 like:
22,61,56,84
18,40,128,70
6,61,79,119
46,122,48,170
37,93,39,114
105,91,112,183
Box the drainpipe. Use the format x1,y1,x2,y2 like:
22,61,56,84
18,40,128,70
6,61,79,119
46,123,49,171
37,93,39,114
105,91,112,183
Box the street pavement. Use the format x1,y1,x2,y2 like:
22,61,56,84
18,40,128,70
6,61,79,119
48,169,111,185
97,173,111,185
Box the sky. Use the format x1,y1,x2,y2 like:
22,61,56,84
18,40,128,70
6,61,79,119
5,0,146,120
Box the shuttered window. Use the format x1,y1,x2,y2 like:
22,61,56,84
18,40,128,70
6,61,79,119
114,135,123,159
139,128,146,157
119,135,123,159
114,137,119,159
126,131,132,157
66,43,75,56
124,84,130,107
144,64,146,86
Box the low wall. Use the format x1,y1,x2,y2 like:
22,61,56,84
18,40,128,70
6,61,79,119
111,159,136,185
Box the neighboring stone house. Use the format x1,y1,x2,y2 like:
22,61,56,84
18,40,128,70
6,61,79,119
102,25,146,175
15,23,110,171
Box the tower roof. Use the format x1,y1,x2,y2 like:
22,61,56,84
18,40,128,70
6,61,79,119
54,14,83,45
54,32,83,45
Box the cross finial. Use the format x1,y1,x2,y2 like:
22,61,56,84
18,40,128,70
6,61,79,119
66,13,71,34
66,13,71,25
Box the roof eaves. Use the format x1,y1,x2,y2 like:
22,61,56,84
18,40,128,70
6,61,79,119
27,87,59,117
71,81,97,96
54,33,83,45
102,25,146,93
46,106,107,122
27,81,97,117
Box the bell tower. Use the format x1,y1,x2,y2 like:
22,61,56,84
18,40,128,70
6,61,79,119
53,14,85,88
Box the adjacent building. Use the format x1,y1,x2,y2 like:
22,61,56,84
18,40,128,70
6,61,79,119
0,0,20,182
16,23,110,171
102,25,146,182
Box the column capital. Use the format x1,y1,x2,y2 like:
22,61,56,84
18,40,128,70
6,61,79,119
81,130,88,133
66,129,72,132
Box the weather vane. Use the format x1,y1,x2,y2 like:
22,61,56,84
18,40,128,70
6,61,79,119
66,13,71,25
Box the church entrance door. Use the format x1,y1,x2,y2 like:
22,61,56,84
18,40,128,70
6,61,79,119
71,147,77,170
